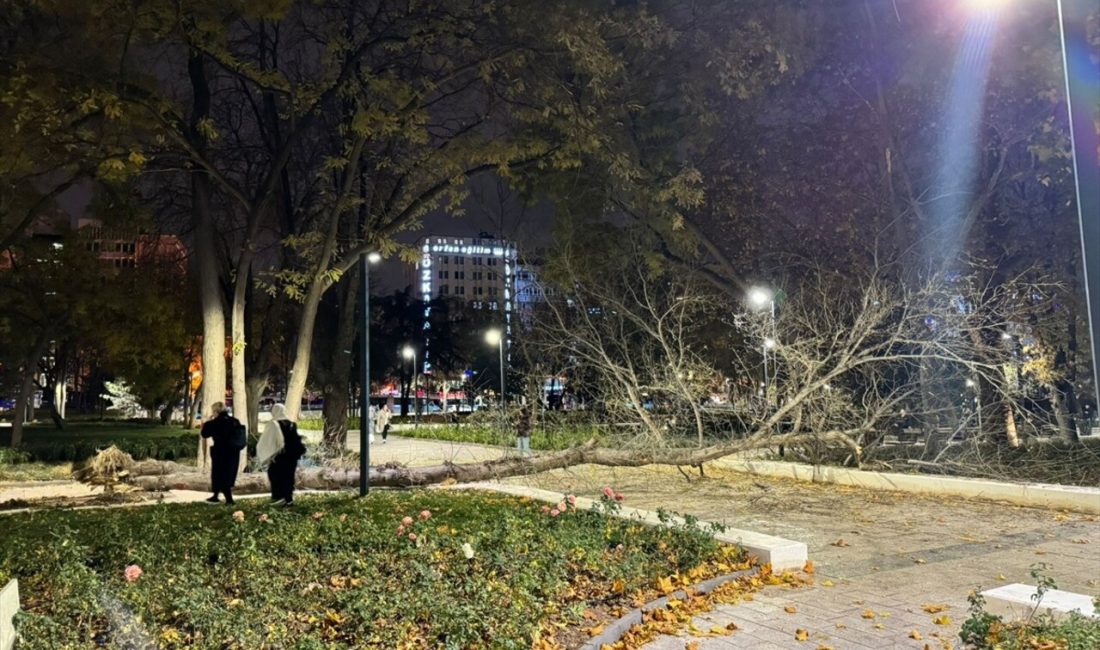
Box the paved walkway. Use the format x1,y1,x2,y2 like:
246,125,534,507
3,437,1098,649
505,464,1100,649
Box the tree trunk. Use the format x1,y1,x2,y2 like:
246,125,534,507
283,137,367,420
120,430,863,493
283,279,325,420
1004,406,1020,448
230,254,254,477
1051,383,1080,443
190,51,226,472
11,334,49,448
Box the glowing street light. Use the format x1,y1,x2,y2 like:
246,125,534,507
763,337,777,350
485,328,506,445
747,286,774,311
401,345,419,429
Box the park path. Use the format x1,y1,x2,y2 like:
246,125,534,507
3,436,1097,649
505,464,1100,650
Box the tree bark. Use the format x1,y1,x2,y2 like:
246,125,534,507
117,431,863,494
189,50,226,472
11,333,49,448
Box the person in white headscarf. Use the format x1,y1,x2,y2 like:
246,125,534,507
257,404,306,505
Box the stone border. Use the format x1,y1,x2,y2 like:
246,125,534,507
713,459,1100,514
453,482,808,571
579,568,757,650
0,579,18,650
981,583,1099,622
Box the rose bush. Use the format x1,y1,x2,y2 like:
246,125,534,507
3,491,742,649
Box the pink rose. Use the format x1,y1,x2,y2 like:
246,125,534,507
232,510,245,522
550,509,560,517
566,495,577,506
602,486,616,498
258,513,270,523
124,564,143,583
397,525,406,535
540,505,551,514
408,533,417,541
614,493,624,501
402,516,414,526
339,514,348,522
311,512,324,521
419,510,432,521
557,502,567,512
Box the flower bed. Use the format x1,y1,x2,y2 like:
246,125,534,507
2,489,746,648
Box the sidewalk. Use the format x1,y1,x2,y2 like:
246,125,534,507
504,464,1100,649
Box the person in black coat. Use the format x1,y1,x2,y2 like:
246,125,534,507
258,403,306,506
200,402,243,505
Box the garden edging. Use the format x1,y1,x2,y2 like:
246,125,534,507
712,458,1100,514
452,482,809,571
578,568,757,650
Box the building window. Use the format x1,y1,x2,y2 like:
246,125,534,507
441,255,449,264
440,285,449,295
457,286,465,295
455,271,464,279
488,287,497,296
456,257,464,265
473,271,483,280
473,257,482,265
438,270,448,279
488,258,497,266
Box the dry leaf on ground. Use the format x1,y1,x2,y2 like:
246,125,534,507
794,628,810,641
784,605,798,614
921,603,949,613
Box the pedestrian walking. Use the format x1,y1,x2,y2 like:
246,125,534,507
256,404,306,506
201,402,245,505
515,403,533,456
375,404,393,443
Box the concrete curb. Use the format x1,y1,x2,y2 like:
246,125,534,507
579,568,757,650
0,579,17,650
981,583,1099,622
712,459,1100,514
454,482,808,571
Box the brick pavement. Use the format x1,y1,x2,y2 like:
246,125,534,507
505,464,1100,649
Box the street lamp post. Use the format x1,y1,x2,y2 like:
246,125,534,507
359,251,381,497
964,0,1100,415
485,328,505,443
402,345,418,429
748,287,777,403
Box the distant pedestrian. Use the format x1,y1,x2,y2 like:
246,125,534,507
515,403,533,456
201,402,245,505
375,404,393,443
257,404,306,506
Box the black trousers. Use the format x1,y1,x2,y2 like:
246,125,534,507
267,455,298,502
210,450,239,498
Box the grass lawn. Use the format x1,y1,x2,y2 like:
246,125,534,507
1,490,746,649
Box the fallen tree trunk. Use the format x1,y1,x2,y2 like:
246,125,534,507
116,431,863,494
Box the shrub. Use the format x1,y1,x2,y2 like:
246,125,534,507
3,491,741,649
15,434,198,463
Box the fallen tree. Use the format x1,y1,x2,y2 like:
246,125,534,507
90,430,864,494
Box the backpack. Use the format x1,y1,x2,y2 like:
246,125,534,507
230,421,248,450
279,420,307,459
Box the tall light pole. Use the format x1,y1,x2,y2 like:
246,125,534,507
402,345,418,429
963,0,1100,414
748,287,777,403
359,251,381,497
485,328,505,442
